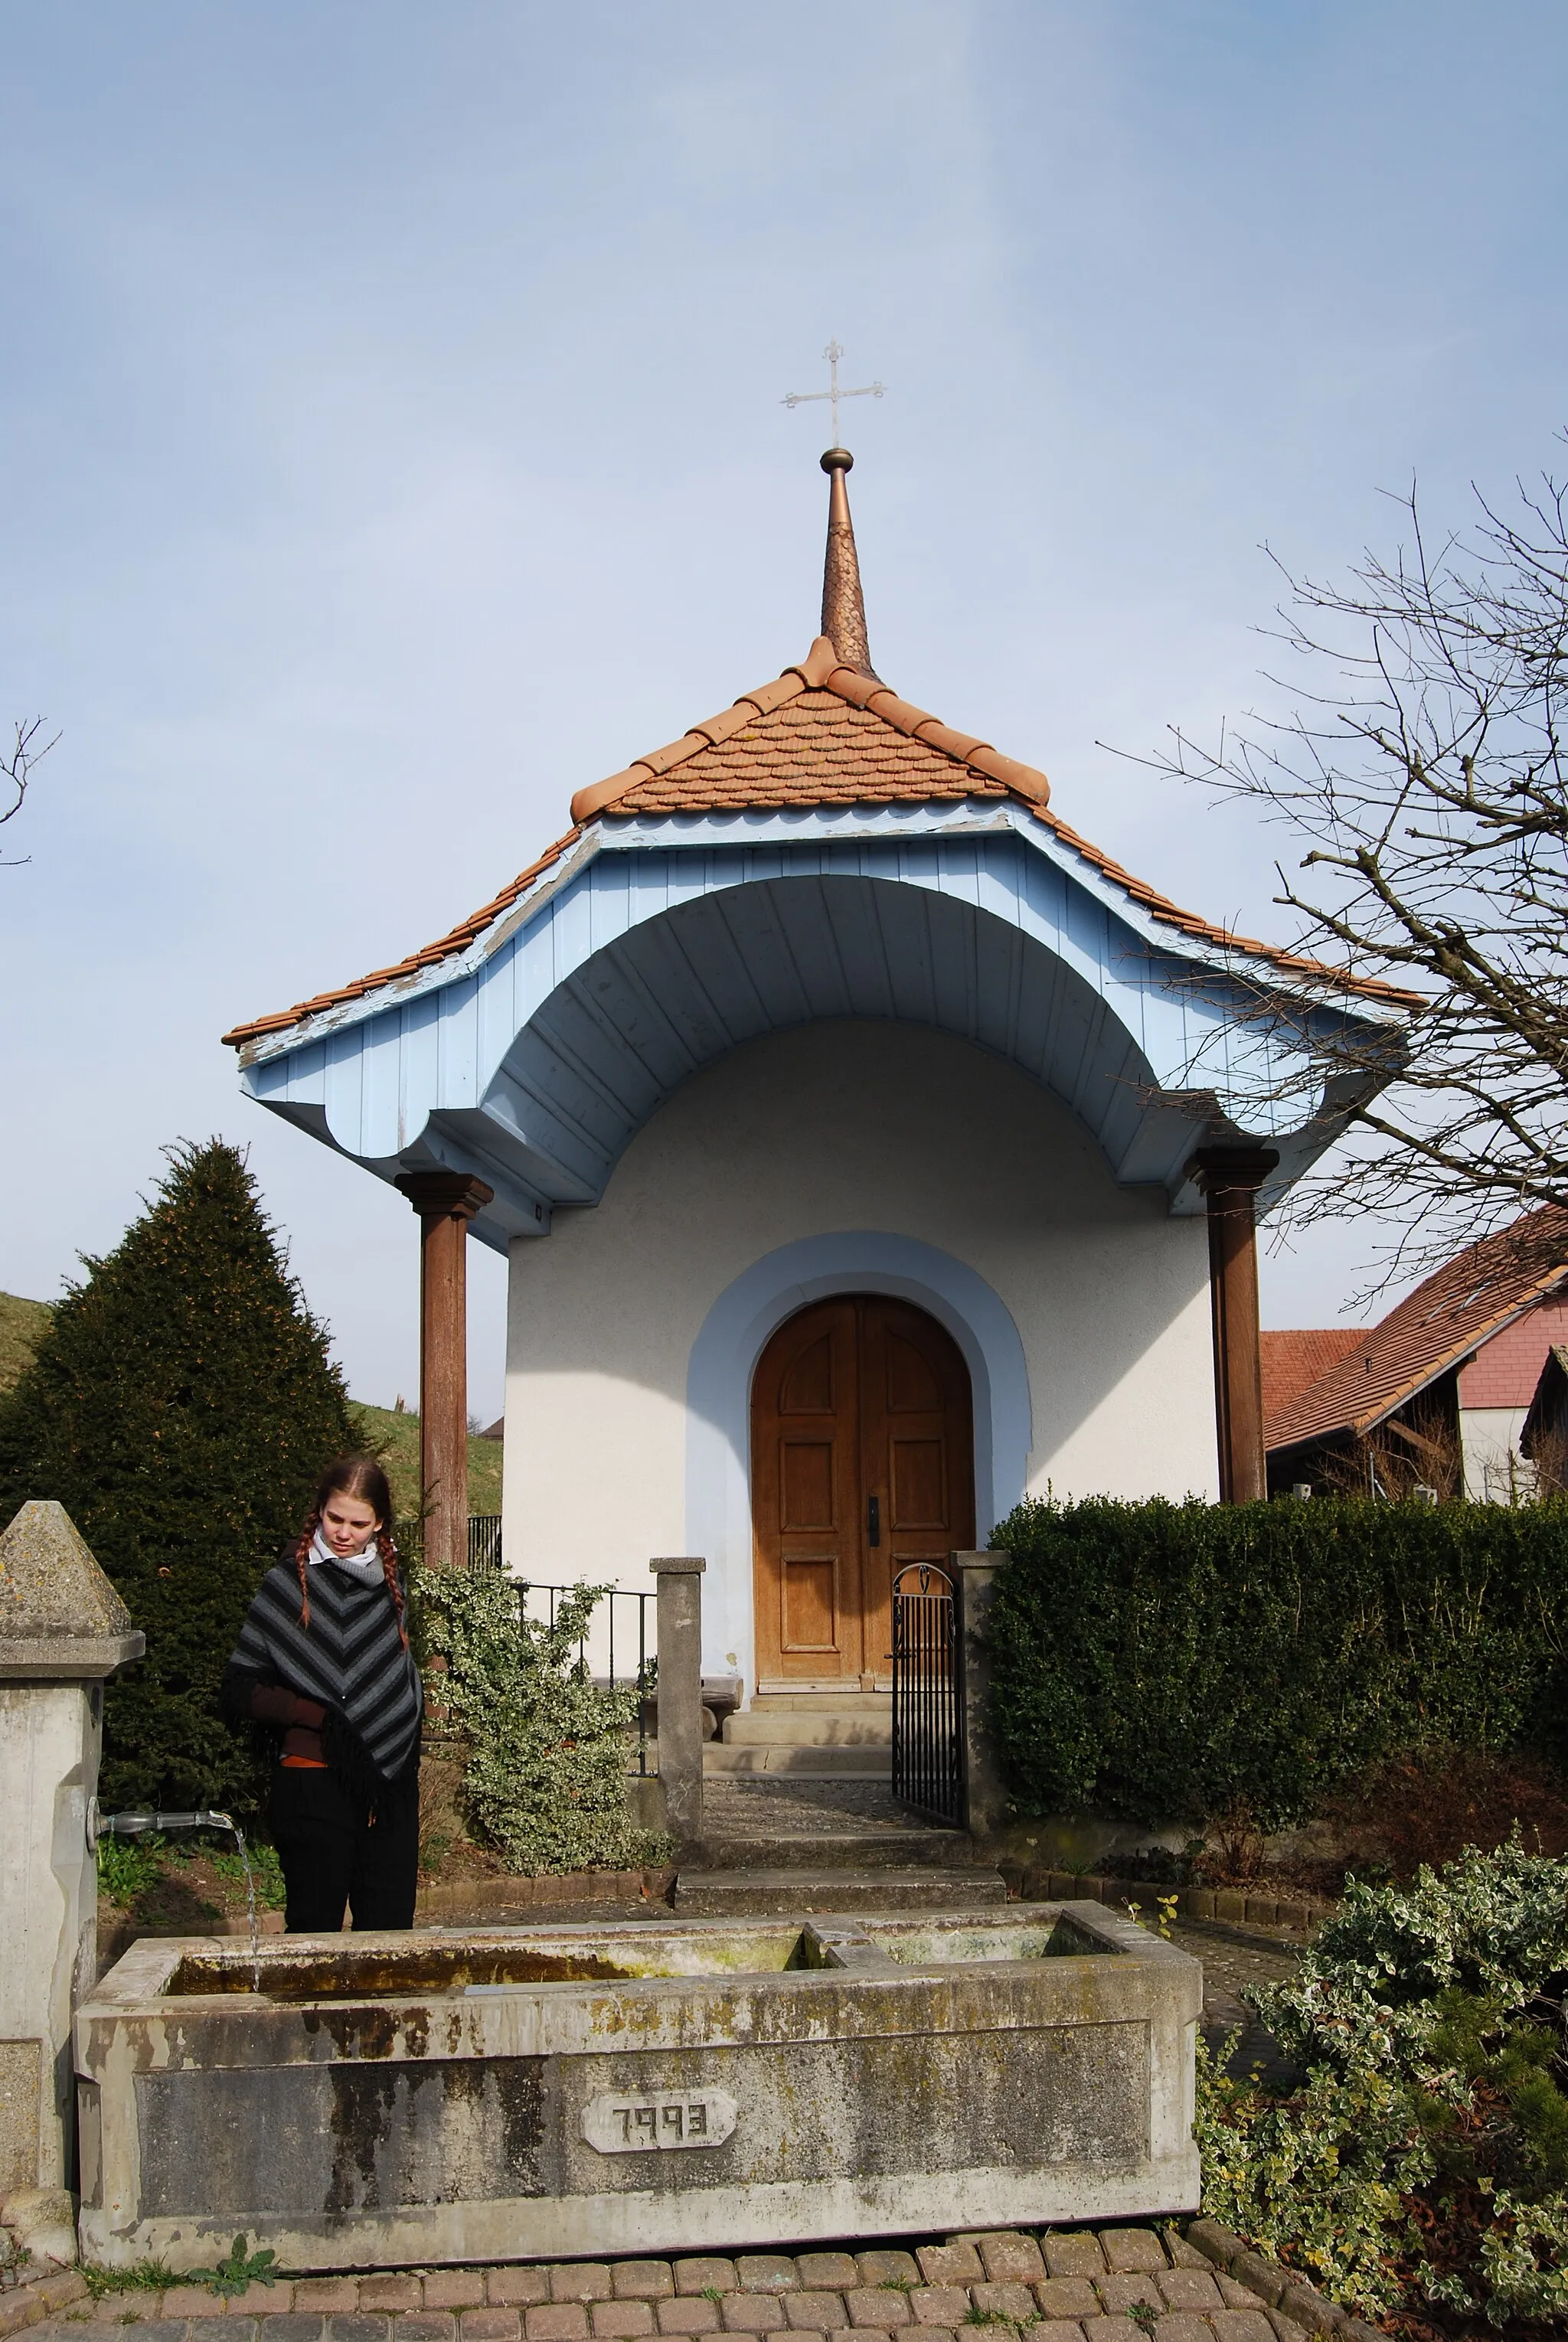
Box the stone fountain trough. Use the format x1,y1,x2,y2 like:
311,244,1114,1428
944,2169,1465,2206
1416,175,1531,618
76,1903,1200,2272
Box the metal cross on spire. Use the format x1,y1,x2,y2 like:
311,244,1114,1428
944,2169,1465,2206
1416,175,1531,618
782,339,885,448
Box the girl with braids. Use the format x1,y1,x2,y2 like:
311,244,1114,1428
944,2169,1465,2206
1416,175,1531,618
220,1455,423,1932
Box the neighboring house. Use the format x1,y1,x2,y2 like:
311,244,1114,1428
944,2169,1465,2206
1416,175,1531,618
1265,1210,1568,1498
223,449,1406,1698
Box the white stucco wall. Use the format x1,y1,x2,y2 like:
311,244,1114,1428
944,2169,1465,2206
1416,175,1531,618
503,1021,1217,1681
1460,1405,1534,1501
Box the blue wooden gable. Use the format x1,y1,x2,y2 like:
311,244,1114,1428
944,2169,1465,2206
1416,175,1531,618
233,791,1402,1257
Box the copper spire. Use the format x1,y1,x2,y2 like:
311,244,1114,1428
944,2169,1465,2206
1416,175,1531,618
820,448,879,681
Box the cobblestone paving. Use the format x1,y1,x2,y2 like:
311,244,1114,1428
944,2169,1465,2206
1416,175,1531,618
1168,1922,1302,2088
8,2228,1307,2342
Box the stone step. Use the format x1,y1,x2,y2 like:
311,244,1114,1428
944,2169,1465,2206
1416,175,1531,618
722,1712,893,1747
696,1826,972,1870
673,1866,1008,1914
750,1691,893,1712
704,1743,891,1776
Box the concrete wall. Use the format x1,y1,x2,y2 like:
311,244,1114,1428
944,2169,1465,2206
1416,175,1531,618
0,1681,100,2193
504,1021,1216,1682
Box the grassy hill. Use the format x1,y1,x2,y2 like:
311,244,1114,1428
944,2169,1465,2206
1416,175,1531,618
0,1292,502,1524
349,1400,504,1521
0,1292,53,1393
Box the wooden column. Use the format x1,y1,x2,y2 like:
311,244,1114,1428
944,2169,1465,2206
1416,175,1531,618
394,1171,494,1569
1191,1147,1279,1504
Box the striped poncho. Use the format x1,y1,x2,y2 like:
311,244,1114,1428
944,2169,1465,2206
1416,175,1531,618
224,1552,423,1788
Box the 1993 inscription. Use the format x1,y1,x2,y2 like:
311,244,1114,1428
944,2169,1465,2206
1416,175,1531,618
581,2089,738,2154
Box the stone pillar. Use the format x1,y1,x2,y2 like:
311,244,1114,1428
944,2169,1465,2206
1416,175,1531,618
951,1550,1011,1840
394,1172,495,1569
649,1559,705,1849
1191,1146,1279,1504
0,1503,143,2198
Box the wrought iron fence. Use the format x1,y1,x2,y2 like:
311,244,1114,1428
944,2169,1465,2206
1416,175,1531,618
891,1560,962,1824
516,1578,657,1779
462,1519,655,1778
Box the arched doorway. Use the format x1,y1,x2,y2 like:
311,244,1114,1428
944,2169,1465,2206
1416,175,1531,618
750,1295,976,1689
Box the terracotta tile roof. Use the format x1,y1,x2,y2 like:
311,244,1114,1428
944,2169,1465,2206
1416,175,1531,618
1266,1206,1568,1453
590,687,1018,814
566,635,1047,823
1260,1328,1369,1422
223,635,1420,1050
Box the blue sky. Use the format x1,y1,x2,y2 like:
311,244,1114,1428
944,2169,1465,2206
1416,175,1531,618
3,2,1566,1416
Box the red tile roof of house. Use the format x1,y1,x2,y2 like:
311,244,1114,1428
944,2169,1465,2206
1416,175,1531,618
1266,1207,1568,1453
220,635,1422,1049
1260,1328,1369,1423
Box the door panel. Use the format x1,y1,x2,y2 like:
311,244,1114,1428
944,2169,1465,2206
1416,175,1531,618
751,1298,861,1682
779,1440,835,1529
885,1328,942,1413
782,1556,838,1652
890,1436,946,1526
779,1329,835,1413
858,1298,975,1679
752,1295,975,1689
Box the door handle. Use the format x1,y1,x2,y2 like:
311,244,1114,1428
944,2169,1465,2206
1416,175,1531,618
867,1494,880,1547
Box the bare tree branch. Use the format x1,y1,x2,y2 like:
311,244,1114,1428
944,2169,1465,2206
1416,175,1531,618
1,717,58,864
1123,446,1568,1287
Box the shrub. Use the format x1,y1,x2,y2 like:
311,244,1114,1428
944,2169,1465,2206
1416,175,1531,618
1199,1839,1568,2326
413,1566,668,1874
0,1142,362,1811
988,1495,1568,1830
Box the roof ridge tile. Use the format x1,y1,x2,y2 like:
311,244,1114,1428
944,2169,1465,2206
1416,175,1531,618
966,743,1050,805
736,674,805,718
785,636,842,688
861,687,935,735
913,717,989,760
634,731,709,779
820,666,884,711
690,702,756,748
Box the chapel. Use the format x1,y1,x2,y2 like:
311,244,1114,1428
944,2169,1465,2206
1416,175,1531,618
224,446,1406,1700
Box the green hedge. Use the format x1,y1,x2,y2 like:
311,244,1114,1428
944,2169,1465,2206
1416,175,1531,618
987,1496,1568,1831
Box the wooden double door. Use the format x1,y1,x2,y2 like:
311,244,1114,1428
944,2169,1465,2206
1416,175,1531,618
751,1295,975,1688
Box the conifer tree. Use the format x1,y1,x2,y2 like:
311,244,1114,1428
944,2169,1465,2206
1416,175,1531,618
0,1141,362,1808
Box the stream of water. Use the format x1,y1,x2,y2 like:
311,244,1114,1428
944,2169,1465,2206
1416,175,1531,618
94,1807,262,1990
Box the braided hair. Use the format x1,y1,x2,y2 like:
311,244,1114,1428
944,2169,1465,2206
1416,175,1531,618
294,1455,407,1645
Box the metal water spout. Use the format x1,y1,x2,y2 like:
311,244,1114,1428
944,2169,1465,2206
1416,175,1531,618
87,1804,263,1990
87,1801,237,1847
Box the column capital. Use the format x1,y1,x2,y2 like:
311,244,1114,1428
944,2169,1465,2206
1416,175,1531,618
649,1555,707,1575
0,1502,146,1681
1188,1145,1280,1197
394,1171,495,1222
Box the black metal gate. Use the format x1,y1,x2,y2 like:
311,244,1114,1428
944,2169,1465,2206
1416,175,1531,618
891,1562,962,1824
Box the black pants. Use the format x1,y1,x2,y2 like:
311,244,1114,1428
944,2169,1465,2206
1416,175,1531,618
269,1765,420,1932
